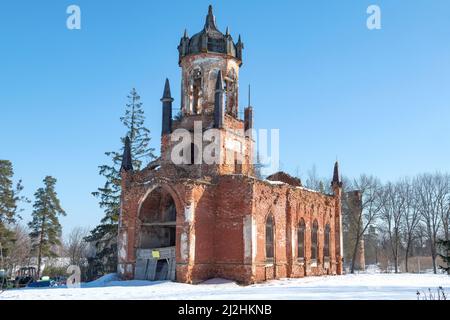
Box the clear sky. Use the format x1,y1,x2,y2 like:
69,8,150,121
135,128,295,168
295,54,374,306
1,0,450,236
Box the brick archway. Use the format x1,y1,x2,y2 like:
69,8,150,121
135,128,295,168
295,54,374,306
134,183,183,281
137,183,184,221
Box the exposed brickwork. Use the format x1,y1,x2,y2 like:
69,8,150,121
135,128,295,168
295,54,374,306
117,6,343,285
118,166,343,284
267,171,302,187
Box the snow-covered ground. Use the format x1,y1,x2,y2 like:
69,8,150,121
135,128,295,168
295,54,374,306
1,273,449,300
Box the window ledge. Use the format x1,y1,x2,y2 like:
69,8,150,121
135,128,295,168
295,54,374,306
265,258,274,266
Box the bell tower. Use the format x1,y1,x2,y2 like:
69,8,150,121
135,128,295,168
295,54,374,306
160,5,253,178
178,5,244,117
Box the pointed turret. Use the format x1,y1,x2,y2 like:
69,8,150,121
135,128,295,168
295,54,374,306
162,78,172,100
331,161,343,188
121,136,133,172
225,26,234,55
204,5,218,31
215,70,224,91
236,34,244,62
161,78,174,135
214,70,224,128
331,160,344,275
237,34,243,46
244,85,253,136
178,29,190,62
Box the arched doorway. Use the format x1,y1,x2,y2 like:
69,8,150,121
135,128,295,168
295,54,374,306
135,186,177,281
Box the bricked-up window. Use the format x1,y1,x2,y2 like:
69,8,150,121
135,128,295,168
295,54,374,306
265,215,274,262
234,151,242,174
324,224,331,259
311,220,319,262
297,219,306,261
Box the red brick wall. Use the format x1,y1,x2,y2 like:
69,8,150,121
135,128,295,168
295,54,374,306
118,169,342,284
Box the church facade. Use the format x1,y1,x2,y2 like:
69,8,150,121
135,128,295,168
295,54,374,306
117,6,344,284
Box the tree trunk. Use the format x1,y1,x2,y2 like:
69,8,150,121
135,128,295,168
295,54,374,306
37,243,42,279
350,235,360,274
446,227,450,275
405,244,410,273
37,217,46,279
394,247,398,274
431,244,437,274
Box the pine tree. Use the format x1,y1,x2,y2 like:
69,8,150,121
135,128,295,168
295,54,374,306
437,239,450,275
28,176,65,277
0,160,27,262
87,88,155,276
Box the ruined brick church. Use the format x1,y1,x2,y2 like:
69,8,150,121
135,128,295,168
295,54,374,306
117,6,343,284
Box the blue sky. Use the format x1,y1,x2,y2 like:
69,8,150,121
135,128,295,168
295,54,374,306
1,0,450,235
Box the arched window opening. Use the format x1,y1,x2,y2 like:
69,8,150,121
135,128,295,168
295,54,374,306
138,187,177,249
297,219,306,262
265,215,274,262
162,198,176,222
233,141,242,174
311,220,319,263
162,198,177,247
225,69,237,117
192,69,202,114
234,151,242,174
324,224,331,260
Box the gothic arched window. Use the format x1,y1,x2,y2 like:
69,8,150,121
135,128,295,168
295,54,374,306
297,219,306,261
324,224,331,259
225,69,237,117
192,69,202,114
265,215,274,262
311,220,319,262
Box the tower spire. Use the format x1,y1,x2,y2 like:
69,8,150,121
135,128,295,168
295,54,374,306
244,84,253,136
236,34,244,62
214,70,224,128
204,5,217,31
162,78,172,100
121,136,133,172
331,161,342,187
215,70,224,91
161,78,174,135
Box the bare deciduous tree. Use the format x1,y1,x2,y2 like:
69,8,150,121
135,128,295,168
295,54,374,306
380,180,407,273
5,224,31,274
344,175,383,274
416,173,445,274
65,227,89,267
401,178,422,272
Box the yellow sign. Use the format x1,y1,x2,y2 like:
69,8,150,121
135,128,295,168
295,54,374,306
152,250,160,259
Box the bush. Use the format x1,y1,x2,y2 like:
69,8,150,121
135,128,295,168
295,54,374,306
416,287,447,300
42,265,68,279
